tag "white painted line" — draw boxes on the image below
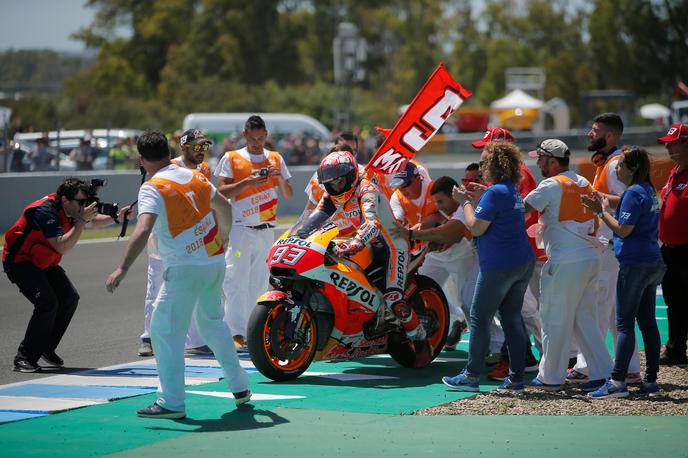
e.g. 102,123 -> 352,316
657,306 -> 667,309
301,372 -> 398,381
0,396 -> 104,412
656,317 -> 667,320
186,391 -> 305,401
433,357 -> 468,363
28,375 -> 213,387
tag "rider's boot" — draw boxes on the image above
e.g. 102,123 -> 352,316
391,299 -> 433,368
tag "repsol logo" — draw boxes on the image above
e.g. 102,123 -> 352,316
396,251 -> 406,288
276,237 -> 312,248
329,272 -> 377,308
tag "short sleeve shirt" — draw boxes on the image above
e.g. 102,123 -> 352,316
614,182 -> 661,265
474,181 -> 534,272
32,201 -> 64,238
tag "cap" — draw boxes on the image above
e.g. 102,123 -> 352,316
390,161 -> 420,189
657,124 -> 688,143
528,139 -> 570,158
471,127 -> 515,149
180,129 -> 212,146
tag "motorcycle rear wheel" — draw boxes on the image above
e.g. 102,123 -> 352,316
247,301 -> 318,381
388,274 -> 449,368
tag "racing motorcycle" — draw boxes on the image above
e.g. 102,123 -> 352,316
246,220 -> 450,381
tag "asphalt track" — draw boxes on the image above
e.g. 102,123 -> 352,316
1,240 -> 686,456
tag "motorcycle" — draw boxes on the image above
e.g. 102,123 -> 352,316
246,220 -> 450,381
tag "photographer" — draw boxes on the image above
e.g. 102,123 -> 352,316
2,177 -> 130,373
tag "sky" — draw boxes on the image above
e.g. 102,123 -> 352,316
0,0 -> 97,52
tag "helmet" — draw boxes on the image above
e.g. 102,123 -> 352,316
317,150 -> 359,205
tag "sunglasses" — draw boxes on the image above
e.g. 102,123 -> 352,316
70,197 -> 87,206
190,143 -> 210,152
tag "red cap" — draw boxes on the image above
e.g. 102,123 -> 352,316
471,127 -> 515,149
657,124 -> 688,143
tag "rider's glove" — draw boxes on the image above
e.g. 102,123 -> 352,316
333,238 -> 365,256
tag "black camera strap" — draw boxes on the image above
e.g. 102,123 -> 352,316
118,166 -> 147,239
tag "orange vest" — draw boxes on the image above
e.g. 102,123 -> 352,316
226,150 -> 283,225
148,171 -> 224,258
394,180 -> 438,227
592,152 -> 621,194
550,175 -> 596,223
171,157 -> 212,180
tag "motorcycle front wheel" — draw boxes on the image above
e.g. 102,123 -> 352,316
247,301 -> 318,381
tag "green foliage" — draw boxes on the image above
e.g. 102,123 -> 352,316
2,0 -> 686,134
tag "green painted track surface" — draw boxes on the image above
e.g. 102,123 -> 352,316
1,297 -> 685,457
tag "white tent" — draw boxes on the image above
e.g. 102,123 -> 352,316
490,89 -> 544,109
639,103 -> 671,120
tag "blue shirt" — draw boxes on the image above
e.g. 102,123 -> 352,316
474,181 -> 534,272
614,182 -> 661,265
32,201 -> 65,239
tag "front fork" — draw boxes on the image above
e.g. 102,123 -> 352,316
256,290 -> 306,343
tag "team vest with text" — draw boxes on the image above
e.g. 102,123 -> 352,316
226,150 -> 282,226
543,175 -> 597,244
148,170 -> 224,263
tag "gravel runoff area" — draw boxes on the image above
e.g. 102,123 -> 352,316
418,354 -> 688,416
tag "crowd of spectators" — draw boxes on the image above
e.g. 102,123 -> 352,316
438,115 -> 687,399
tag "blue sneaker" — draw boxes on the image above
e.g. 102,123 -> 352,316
581,378 -> 606,392
588,379 -> 628,399
638,382 -> 661,397
496,377 -> 524,394
526,378 -> 562,392
442,370 -> 479,392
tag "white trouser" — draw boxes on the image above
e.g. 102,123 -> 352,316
419,247 -> 475,324
462,258 -> 504,353
574,246 -> 640,374
142,256 -> 205,348
537,257 -> 613,385
222,225 -> 273,337
151,262 -> 249,412
522,261 -> 544,353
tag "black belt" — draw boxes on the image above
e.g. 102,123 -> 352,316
247,223 -> 274,230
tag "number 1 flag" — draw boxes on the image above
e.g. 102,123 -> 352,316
366,63 -> 471,174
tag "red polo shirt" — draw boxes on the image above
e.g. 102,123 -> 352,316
659,165 -> 688,246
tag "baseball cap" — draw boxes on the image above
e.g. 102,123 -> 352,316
390,161 -> 420,189
528,139 -> 571,158
471,127 -> 515,149
180,129 -> 212,146
657,124 -> 688,143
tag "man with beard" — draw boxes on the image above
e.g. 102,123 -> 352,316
137,129 -> 214,357
567,113 -> 642,385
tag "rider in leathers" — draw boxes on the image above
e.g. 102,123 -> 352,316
297,146 -> 433,366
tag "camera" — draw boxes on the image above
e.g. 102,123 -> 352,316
259,168 -> 270,177
86,178 -> 120,221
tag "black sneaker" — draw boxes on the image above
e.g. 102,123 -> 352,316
40,351 -> 64,368
137,402 -> 186,419
185,345 -> 214,356
445,320 -> 466,347
138,339 -> 154,357
233,390 -> 252,406
659,350 -> 688,367
14,358 -> 41,373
